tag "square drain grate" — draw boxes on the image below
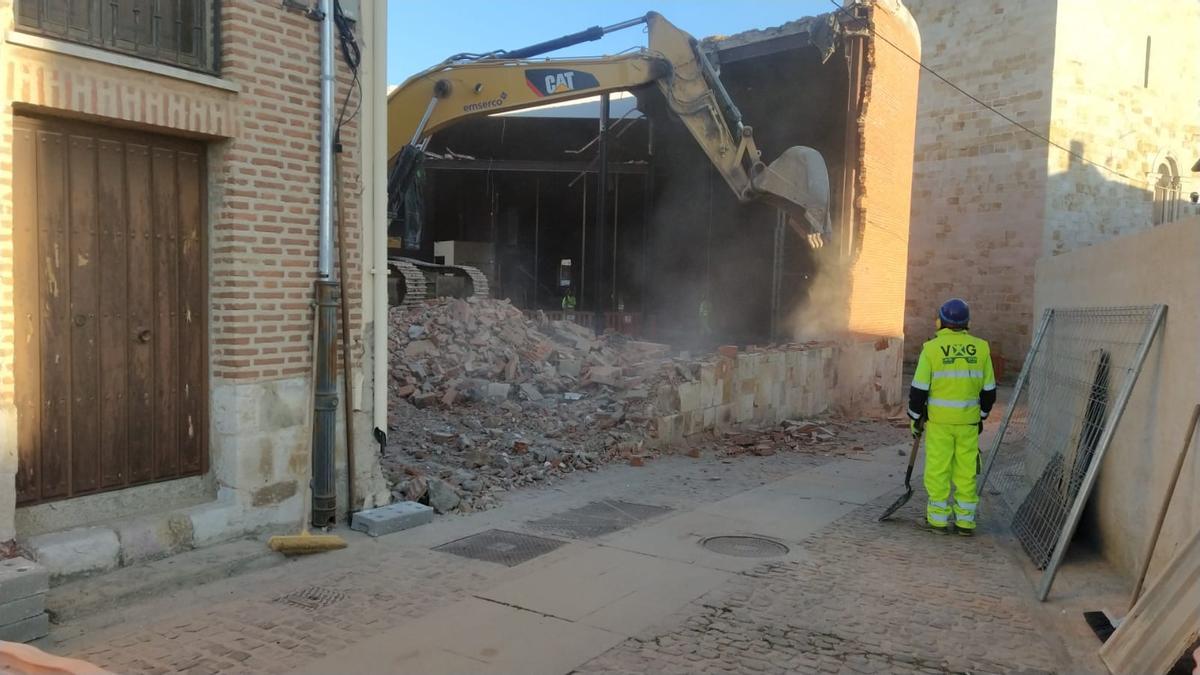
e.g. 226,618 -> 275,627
433,529 -> 565,567
527,500 -> 672,539
274,585 -> 347,610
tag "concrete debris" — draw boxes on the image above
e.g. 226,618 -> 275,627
384,297 -> 692,514
382,297 -> 891,515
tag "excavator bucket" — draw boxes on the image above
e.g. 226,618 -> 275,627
752,145 -> 832,248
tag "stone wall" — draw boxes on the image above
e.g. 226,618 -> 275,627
1043,0 -> 1200,255
0,0 -> 388,558
903,0 -> 1057,368
904,0 -> 1200,369
652,337 -> 904,446
1033,217 -> 1200,584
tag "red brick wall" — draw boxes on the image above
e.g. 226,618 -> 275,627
0,0 -> 367,397
844,0 -> 921,339
211,1 -> 363,382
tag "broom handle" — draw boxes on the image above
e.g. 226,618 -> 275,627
298,304 -> 321,535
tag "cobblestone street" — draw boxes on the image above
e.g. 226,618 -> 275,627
45,424 -> 1106,674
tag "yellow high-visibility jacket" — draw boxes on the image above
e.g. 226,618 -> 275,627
908,328 -> 997,425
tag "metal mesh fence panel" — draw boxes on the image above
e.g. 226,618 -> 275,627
980,305 -> 1165,600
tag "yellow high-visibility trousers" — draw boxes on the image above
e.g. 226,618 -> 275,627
923,422 -> 980,530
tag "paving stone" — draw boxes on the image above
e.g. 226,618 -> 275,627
350,502 -> 434,537
26,527 -> 120,580
0,612 -> 49,643
0,558 -> 48,604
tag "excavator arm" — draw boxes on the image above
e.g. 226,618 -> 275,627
387,12 -> 831,246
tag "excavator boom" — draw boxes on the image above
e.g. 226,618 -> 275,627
387,11 -> 831,252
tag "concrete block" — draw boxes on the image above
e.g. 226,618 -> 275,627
556,358 -> 582,379
351,501 -> 433,537
654,414 -> 681,445
485,382 -> 512,400
0,559 -> 48,604
0,612 -> 49,643
187,501 -> 237,548
702,407 -> 717,431
114,514 -> 194,565
716,404 -> 736,429
0,593 -> 44,625
26,527 -> 119,580
677,382 -> 702,412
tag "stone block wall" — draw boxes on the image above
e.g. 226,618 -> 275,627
903,0 -> 1057,368
904,0 -> 1200,369
652,338 -> 904,446
1043,0 -> 1200,255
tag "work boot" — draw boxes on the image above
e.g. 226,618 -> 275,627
917,520 -> 950,535
955,524 -> 975,537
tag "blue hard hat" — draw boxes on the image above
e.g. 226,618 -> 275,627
938,298 -> 970,328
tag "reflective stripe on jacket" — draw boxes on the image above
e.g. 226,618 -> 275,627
909,328 -> 996,425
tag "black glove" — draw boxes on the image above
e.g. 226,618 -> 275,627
911,418 -> 925,438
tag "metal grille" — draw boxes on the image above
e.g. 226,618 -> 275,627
275,586 -> 347,611
526,500 -> 671,539
433,529 -> 565,567
980,305 -> 1165,600
15,0 -> 216,74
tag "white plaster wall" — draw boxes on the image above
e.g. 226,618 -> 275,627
1033,217 -> 1200,583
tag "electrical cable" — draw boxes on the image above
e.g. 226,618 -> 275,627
827,0 -> 1143,184
333,0 -> 362,140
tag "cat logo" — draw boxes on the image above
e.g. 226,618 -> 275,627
524,68 -> 601,97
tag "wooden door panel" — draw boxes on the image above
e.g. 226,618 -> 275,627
36,129 -> 71,501
13,116 -> 208,505
97,139 -> 130,489
177,151 -> 206,474
68,135 -> 100,495
124,143 -> 157,486
13,127 -> 41,504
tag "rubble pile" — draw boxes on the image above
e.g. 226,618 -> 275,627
384,297 -> 687,513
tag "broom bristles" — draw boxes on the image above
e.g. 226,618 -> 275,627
268,534 -> 347,554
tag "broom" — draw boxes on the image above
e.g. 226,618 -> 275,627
269,305 -> 348,554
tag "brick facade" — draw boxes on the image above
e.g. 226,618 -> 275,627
0,0 -> 387,544
904,0 -> 1200,367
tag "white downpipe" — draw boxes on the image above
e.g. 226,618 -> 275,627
371,1 -> 389,443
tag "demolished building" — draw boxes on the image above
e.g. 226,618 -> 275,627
396,0 -> 922,417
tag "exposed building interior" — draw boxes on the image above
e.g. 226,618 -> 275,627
391,12 -> 858,348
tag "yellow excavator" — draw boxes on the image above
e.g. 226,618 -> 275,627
386,11 -> 832,306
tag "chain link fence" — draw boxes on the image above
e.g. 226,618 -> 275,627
980,305 -> 1165,600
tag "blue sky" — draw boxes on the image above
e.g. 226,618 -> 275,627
387,0 -> 833,86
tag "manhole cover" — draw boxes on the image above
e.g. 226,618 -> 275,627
275,585 -> 347,610
701,536 -> 789,558
433,529 -> 565,567
527,500 -> 672,539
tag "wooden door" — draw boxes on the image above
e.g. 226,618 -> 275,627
13,115 -> 208,505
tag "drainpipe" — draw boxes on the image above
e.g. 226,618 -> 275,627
311,0 -> 338,527
371,2 -> 390,464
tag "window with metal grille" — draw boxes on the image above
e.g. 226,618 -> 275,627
15,0 -> 217,74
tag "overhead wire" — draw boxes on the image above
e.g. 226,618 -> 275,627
826,0 -> 1143,184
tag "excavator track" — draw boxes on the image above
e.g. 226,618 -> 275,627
387,257 -> 490,308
